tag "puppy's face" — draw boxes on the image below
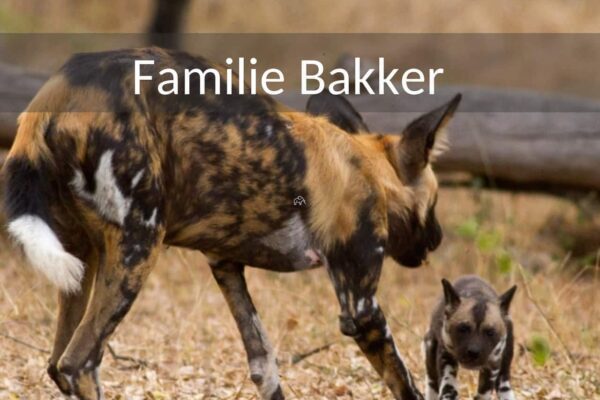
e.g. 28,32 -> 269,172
441,279 -> 516,369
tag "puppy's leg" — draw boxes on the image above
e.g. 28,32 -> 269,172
436,352 -> 458,400
56,227 -> 163,400
475,367 -> 497,400
327,248 -> 423,399
422,334 -> 438,400
47,249 -> 98,396
496,324 -> 516,400
496,379 -> 516,400
211,261 -> 284,400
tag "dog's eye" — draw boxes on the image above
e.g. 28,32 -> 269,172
456,323 -> 471,334
483,328 -> 496,338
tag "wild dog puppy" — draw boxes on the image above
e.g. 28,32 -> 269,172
424,276 -> 517,400
3,47 -> 460,400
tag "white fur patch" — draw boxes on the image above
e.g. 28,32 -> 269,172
425,384 -> 438,400
8,215 -> 84,293
498,380 -> 515,400
490,368 -> 500,382
489,336 -> 507,362
249,314 -> 280,399
338,292 -> 347,306
71,150 -> 132,225
499,391 -> 516,400
475,390 -> 493,400
439,364 -> 458,398
356,298 -> 366,314
371,296 -> 378,310
265,124 -> 273,137
142,208 -> 158,228
385,324 -> 392,339
131,169 -> 145,189
93,367 -> 104,400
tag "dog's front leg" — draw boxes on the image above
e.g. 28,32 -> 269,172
436,352 -> 458,400
495,322 -> 516,400
326,241 -> 424,400
210,261 -> 284,400
475,367 -> 497,400
486,356 -> 515,400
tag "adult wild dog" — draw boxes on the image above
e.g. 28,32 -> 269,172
3,48 -> 460,400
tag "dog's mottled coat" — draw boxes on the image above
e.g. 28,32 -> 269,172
3,47 -> 460,400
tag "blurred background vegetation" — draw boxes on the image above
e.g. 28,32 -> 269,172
2,0 -> 600,33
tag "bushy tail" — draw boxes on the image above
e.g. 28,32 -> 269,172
3,113 -> 84,293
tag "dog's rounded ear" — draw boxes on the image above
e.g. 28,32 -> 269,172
499,285 -> 517,314
401,93 -> 461,178
306,92 -> 369,134
441,278 -> 461,315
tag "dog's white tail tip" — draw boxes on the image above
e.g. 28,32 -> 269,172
7,215 -> 84,293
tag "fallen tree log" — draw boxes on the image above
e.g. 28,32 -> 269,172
1,62 -> 599,191
374,108 -> 600,191
0,63 -> 46,147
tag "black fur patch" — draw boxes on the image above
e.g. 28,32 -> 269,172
472,300 -> 488,326
305,92 -> 369,133
61,49 -> 139,111
326,197 -> 385,288
3,157 -> 54,223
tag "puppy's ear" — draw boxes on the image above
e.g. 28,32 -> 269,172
306,92 -> 369,133
442,279 -> 461,315
499,285 -> 517,314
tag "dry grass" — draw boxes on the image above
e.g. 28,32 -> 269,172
1,187 -> 598,399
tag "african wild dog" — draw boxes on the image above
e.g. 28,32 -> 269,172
424,276 -> 517,400
3,47 -> 460,400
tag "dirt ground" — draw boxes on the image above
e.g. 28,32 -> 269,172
0,186 -> 598,399
0,1 -> 599,399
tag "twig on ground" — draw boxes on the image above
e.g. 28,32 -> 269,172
291,342 -> 335,365
106,343 -> 149,369
0,332 -> 50,354
1,331 -> 150,369
516,263 -> 575,364
287,384 -> 301,398
232,376 -> 247,400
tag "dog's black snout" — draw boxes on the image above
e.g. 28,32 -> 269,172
466,348 -> 480,360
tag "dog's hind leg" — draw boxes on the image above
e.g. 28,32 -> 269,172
47,247 -> 99,396
210,261 -> 284,400
55,226 -> 163,400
